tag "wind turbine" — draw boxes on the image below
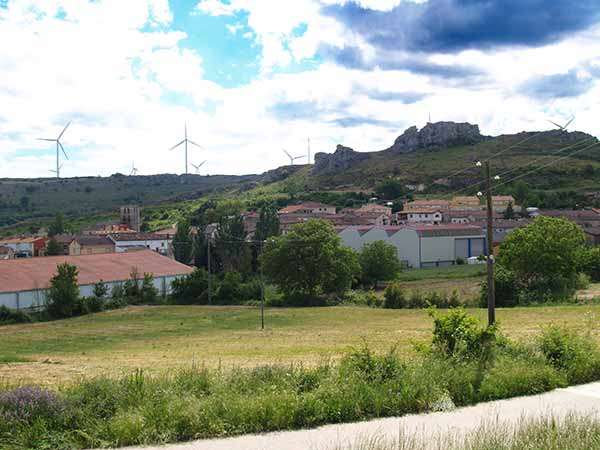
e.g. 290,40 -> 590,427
38,121 -> 70,179
307,137 -> 311,164
548,116 -> 575,131
191,160 -> 207,174
283,148 -> 304,165
130,161 -> 139,176
169,123 -> 203,174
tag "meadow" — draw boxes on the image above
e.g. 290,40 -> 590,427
1,303 -> 599,385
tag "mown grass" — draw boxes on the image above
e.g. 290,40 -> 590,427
336,415 -> 600,450
397,265 -> 486,282
2,305 -> 600,385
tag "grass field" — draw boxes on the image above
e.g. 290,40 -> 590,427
1,304 -> 599,385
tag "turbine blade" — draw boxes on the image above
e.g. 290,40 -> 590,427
59,142 -> 69,160
169,140 -> 185,151
283,149 -> 292,158
58,121 -> 71,140
548,120 -> 563,130
188,139 -> 204,149
564,117 -> 575,129
199,160 -> 207,167
38,138 -> 56,141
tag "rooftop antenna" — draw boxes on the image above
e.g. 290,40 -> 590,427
169,122 -> 204,174
38,121 -> 70,179
283,148 -> 304,165
191,160 -> 207,174
548,116 -> 575,131
130,161 -> 138,176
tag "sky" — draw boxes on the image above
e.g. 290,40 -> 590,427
1,0 -> 600,178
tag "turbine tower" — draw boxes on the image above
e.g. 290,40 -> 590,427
191,160 -> 207,174
283,148 -> 304,165
169,123 -> 203,174
307,137 -> 311,164
130,161 -> 139,176
38,121 -> 70,179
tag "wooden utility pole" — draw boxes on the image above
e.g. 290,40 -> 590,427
259,240 -> 265,330
485,161 -> 496,326
207,233 -> 212,305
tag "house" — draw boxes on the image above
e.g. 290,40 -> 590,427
470,219 -> 531,244
0,251 -> 193,310
278,202 -> 336,215
404,199 -> 450,212
52,234 -> 76,255
0,246 -> 14,260
492,195 -> 516,212
338,224 -> 486,269
584,228 -> 600,246
355,203 -> 393,216
450,196 -> 481,211
83,223 -> 136,235
70,236 -> 115,255
396,209 -> 443,224
446,209 -> 502,224
0,236 -> 47,258
538,209 -> 600,228
108,233 -> 172,256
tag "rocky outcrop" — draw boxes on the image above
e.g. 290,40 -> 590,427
311,121 -> 484,175
386,122 -> 484,153
313,144 -> 370,175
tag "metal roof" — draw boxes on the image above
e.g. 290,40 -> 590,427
0,251 -> 192,294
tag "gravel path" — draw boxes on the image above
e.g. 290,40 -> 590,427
120,382 -> 600,450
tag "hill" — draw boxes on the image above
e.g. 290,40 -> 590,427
1,121 -> 599,234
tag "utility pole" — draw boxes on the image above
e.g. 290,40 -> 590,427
207,231 -> 212,305
259,240 -> 265,330
485,161 -> 496,326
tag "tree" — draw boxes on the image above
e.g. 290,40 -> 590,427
261,219 -> 360,301
48,213 -> 65,237
20,196 -> 30,211
503,201 -> 515,220
498,217 -> 586,295
46,263 -> 80,318
255,203 -> 280,242
173,219 -> 193,264
192,230 -> 207,268
45,238 -> 62,256
512,181 -> 529,206
140,273 -> 159,303
215,214 -> 250,273
374,179 -> 405,200
92,280 -> 109,300
170,268 -> 209,304
358,240 -> 402,287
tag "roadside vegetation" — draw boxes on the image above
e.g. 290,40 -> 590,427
2,309 -> 600,449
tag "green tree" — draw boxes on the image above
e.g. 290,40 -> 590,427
173,219 -> 193,264
45,238 -> 62,256
255,203 -> 280,242
512,181 -> 529,206
503,201 -> 515,219
192,230 -> 207,268
215,214 -> 250,273
48,213 -> 65,237
170,268 -> 209,304
92,280 -> 109,300
20,196 -> 30,210
359,240 -> 402,287
261,219 -> 360,301
498,217 -> 586,295
374,178 -> 405,200
46,263 -> 80,318
140,273 -> 159,303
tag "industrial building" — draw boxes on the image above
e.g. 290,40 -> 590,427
338,224 -> 486,269
0,250 -> 193,310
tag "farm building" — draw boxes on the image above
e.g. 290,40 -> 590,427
338,224 -> 486,268
0,251 -> 193,310
108,233 -> 172,256
0,236 -> 47,258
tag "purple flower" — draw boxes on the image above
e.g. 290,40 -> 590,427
0,386 -> 65,423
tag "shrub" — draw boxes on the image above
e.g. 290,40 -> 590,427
383,283 -> 406,309
0,305 -> 32,325
430,308 -> 497,359
170,268 -> 209,305
408,290 -> 426,308
365,290 -> 382,308
0,387 -> 65,424
140,273 -> 159,304
455,257 -> 465,265
359,241 -> 402,287
578,246 -> 600,282
480,265 -> 520,307
93,281 -> 109,301
216,271 -> 243,304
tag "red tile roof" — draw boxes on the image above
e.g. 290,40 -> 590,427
0,251 -> 193,294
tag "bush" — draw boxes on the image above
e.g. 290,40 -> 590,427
408,290 -> 426,308
480,265 -> 521,307
0,386 -> 65,424
140,273 -> 159,304
578,246 -> 600,282
170,268 -> 209,305
430,308 -> 497,359
383,283 -> 406,309
0,305 -> 32,325
455,257 -> 465,265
